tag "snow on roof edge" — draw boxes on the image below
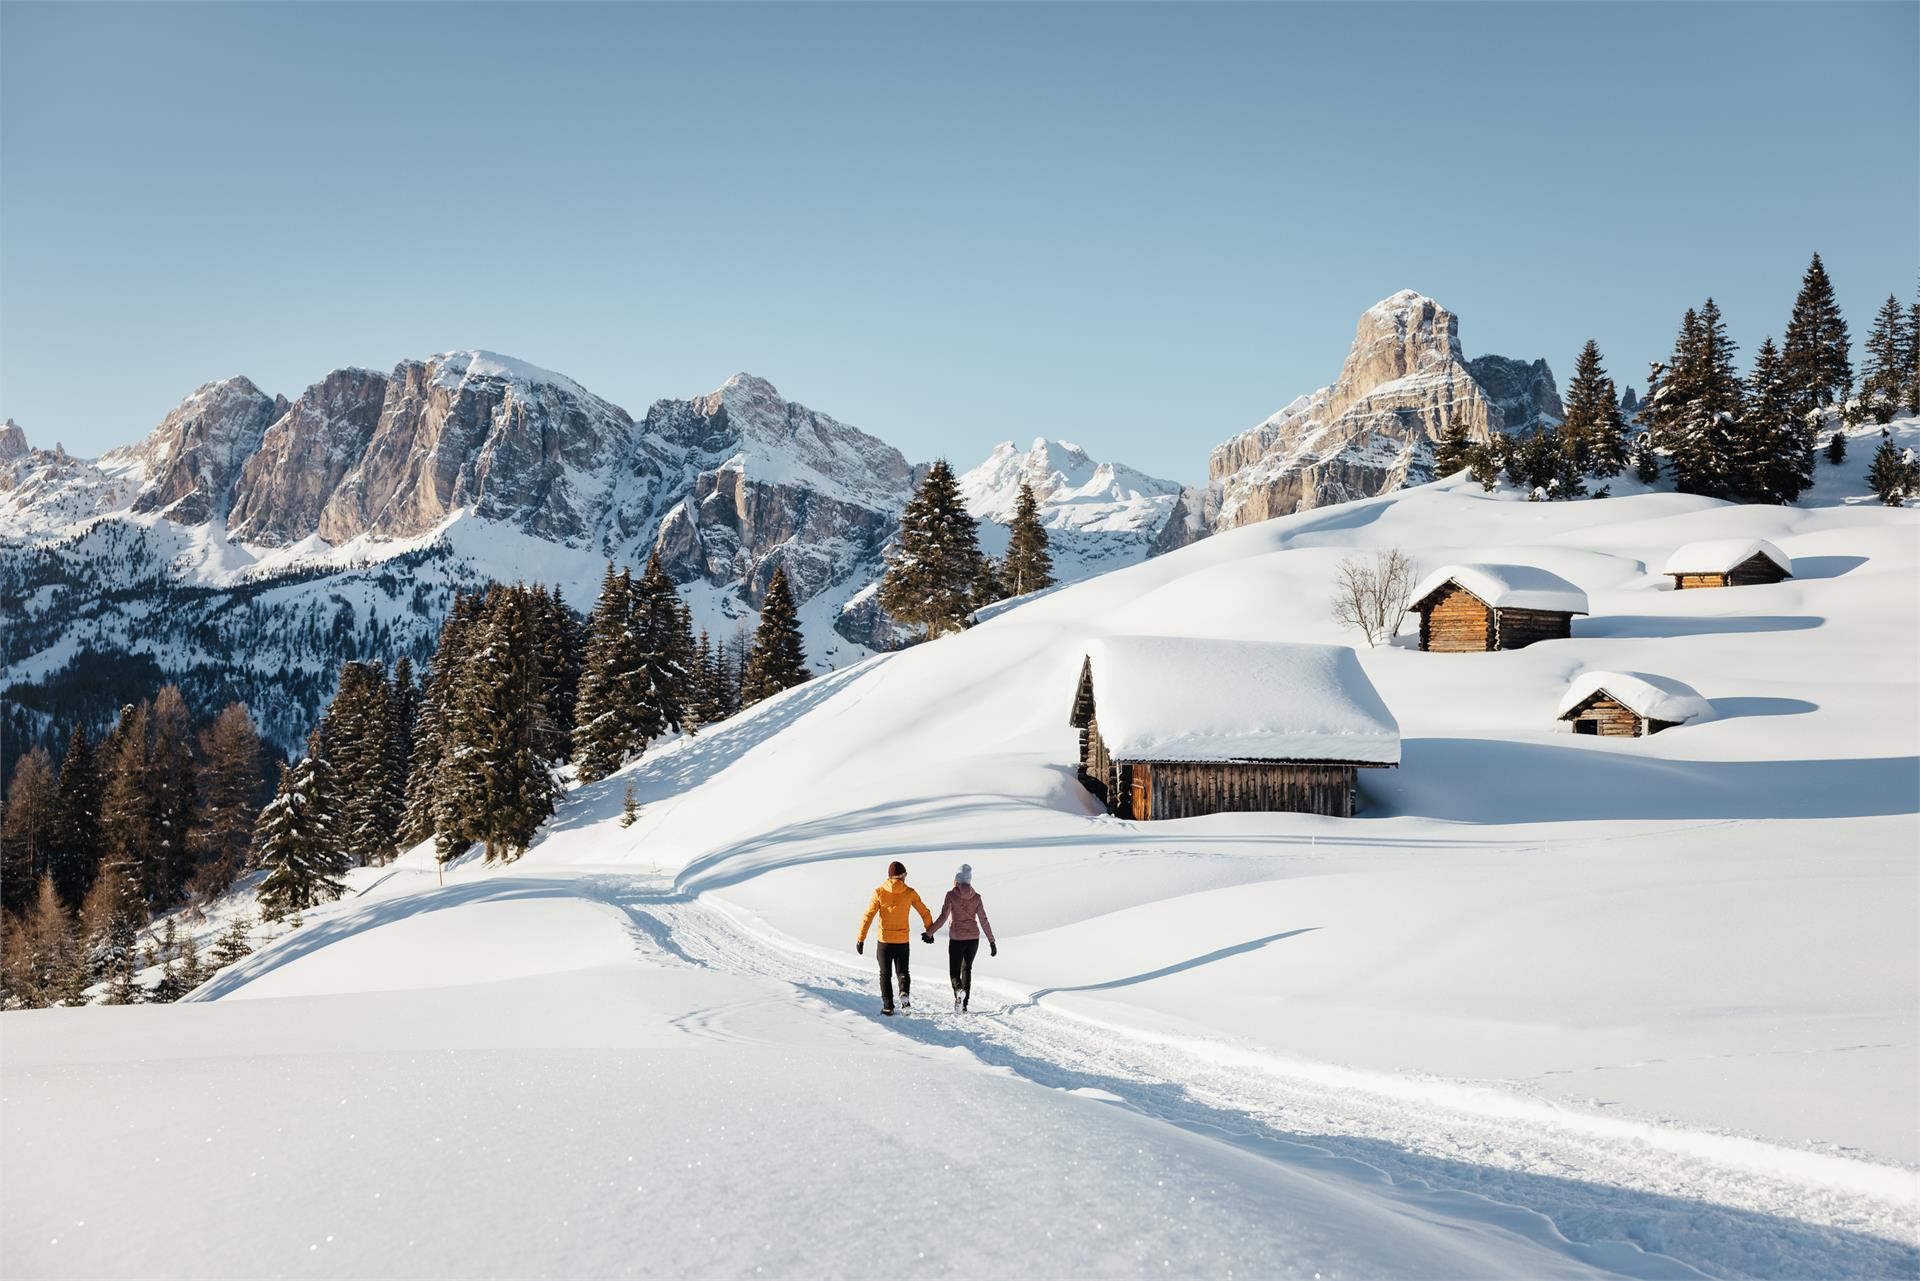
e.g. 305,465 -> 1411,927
1662,538 -> 1792,576
1556,670 -> 1713,724
1411,563 -> 1590,614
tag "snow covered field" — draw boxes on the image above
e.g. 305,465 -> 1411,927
5,422 -> 1918,1279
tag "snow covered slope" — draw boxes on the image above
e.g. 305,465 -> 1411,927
5,421 -> 1916,1280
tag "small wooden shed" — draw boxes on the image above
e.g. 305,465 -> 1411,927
1557,670 -> 1711,737
1069,637 -> 1400,820
1663,539 -> 1792,589
1410,564 -> 1590,652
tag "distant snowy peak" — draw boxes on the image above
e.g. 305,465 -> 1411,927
958,438 -> 1183,533
0,419 -> 27,463
429,349 -> 593,401
113,376 -> 287,525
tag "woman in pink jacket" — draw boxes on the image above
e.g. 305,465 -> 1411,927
921,863 -> 997,1012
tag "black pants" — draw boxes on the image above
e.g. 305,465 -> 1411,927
948,938 -> 980,1005
877,941 -> 911,1010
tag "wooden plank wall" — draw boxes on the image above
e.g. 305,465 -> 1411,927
1728,554 -> 1790,586
1421,586 -> 1493,652
1081,718 -> 1117,811
1493,607 -> 1575,649
1147,762 -> 1357,819
1564,693 -> 1643,737
1673,572 -> 1730,590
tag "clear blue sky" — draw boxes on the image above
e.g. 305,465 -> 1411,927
3,2 -> 1914,482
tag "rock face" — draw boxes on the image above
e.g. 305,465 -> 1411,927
1164,291 -> 1562,542
228,368 -> 391,544
0,420 -> 26,463
120,377 -> 286,524
642,373 -> 914,609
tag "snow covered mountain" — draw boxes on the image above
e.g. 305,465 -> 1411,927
957,438 -> 1184,581
0,359 -> 918,752
1153,290 -> 1564,552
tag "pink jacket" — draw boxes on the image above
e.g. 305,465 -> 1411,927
930,886 -> 996,945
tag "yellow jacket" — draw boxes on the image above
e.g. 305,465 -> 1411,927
858,877 -> 933,945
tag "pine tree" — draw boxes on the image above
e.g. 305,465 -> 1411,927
1630,430 -> 1661,484
1433,418 -> 1475,477
573,567 -> 656,783
1001,482 -> 1054,598
1826,430 -> 1847,465
621,782 -> 639,829
879,459 -> 983,640
319,663 -> 396,866
1868,435 -> 1915,506
254,746 -> 345,923
1781,252 -> 1853,415
78,855 -> 142,1000
98,701 -> 157,909
685,632 -> 716,733
1561,340 -> 1629,480
2,748 -> 59,916
1861,294 -> 1907,423
189,702 -> 263,898
1739,336 -> 1810,504
634,555 -> 690,735
741,565 -> 812,706
383,657 -> 419,849
1,875 -> 85,1007
968,556 -> 1003,611
442,587 -> 556,862
400,593 -> 483,845
533,586 -> 582,761
209,915 -> 253,970
1907,299 -> 1920,415
145,687 -> 198,907
1649,302 -> 1743,497
51,724 -> 102,910
1467,439 -> 1503,492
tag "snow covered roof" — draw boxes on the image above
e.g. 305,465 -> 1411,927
1411,563 -> 1589,614
1556,671 -> 1713,725
1076,637 -> 1400,765
1662,538 -> 1791,577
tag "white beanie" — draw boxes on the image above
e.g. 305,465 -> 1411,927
955,863 -> 973,884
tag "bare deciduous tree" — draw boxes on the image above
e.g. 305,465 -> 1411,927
1330,548 -> 1416,647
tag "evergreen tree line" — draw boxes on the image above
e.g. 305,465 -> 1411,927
880,469 -> 1054,641
1435,254 -> 1919,508
1,690 -> 271,1007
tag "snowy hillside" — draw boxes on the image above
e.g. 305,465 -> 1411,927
7,418 -> 1915,1279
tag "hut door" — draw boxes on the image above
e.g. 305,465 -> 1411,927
1574,719 -> 1598,735
1130,766 -> 1152,820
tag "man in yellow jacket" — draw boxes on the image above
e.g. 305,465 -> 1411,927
856,860 -> 934,1016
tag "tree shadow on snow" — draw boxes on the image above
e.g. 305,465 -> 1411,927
1709,696 -> 1818,719
793,977 -> 1915,1281
1791,555 -> 1868,580
1007,927 -> 1320,1009
1379,740 -> 1918,823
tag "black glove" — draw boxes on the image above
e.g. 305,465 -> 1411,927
990,942 -> 998,957
855,940 -> 864,955
920,932 -> 935,944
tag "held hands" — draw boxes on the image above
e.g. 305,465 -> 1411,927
921,932 -> 935,944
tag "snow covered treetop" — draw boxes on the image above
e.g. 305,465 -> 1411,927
1662,538 -> 1792,577
1556,671 -> 1713,725
1411,563 -> 1590,614
1079,637 -> 1400,765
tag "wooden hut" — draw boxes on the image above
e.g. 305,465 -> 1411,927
1557,670 -> 1711,737
1409,564 -> 1590,652
1663,539 -> 1792,589
1069,637 -> 1399,820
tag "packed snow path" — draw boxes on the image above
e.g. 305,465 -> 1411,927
188,869 -> 1919,1280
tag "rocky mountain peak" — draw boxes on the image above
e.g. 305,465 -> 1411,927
120,376 -> 286,524
0,419 -> 27,463
958,438 -> 1182,528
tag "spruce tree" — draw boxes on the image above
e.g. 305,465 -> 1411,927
145,687 -> 198,907
254,747 -> 345,923
1650,302 -> 1743,498
319,663 -> 395,866
573,566 -> 656,783
879,459 -> 983,639
968,556 -> 1003,611
190,703 -> 263,897
1562,340 -> 1629,479
1001,482 -> 1055,598
2,748 -> 59,916
1433,418 -> 1475,478
51,724 -> 102,910
442,587 -> 556,861
99,701 -> 157,909
1630,431 -> 1661,484
1907,299 -> 1920,415
1861,293 -> 1907,423
741,565 -> 812,706
1467,440 -> 1503,492
209,915 -> 253,970
384,657 -> 419,846
1826,430 -> 1847,465
400,593 -> 483,844
1868,436 -> 1914,506
533,587 -> 582,762
1781,252 -> 1853,415
1740,336 -> 1810,504
634,555 -> 690,734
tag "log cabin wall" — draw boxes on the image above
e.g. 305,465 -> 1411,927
1673,572 -> 1731,590
1564,692 -> 1644,737
1729,554 -> 1790,586
1492,607 -> 1576,649
1420,585 -> 1494,652
1081,717 -> 1117,811
1145,762 -> 1358,819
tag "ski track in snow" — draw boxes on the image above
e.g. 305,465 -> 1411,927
531,871 -> 1919,1281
